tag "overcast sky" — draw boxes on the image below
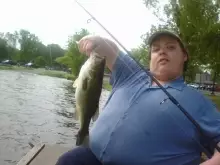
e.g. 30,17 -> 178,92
0,0 -> 160,50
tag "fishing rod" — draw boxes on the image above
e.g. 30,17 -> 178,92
74,0 -> 220,157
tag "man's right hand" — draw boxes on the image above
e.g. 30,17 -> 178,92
78,35 -> 120,71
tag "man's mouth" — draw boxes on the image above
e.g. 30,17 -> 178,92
159,58 -> 169,63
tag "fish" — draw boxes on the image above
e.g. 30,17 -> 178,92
73,51 -> 106,146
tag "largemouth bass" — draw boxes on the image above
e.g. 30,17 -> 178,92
73,51 -> 106,146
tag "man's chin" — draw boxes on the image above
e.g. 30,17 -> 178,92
152,70 -> 171,81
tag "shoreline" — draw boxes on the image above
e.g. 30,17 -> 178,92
0,65 -> 112,91
0,65 -> 75,80
1,66 -> 219,108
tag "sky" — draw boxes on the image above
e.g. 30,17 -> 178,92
0,0 -> 160,50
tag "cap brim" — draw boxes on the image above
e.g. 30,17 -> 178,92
147,30 -> 188,57
147,31 -> 181,46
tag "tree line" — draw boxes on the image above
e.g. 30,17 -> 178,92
140,0 -> 220,85
0,30 -> 66,69
0,28 -> 110,75
1,0 -> 220,85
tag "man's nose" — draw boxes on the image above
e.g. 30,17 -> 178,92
158,47 -> 167,55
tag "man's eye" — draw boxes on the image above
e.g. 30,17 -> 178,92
152,47 -> 159,51
167,45 -> 175,50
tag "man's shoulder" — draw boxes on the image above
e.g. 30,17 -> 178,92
182,86 -> 217,109
109,51 -> 146,88
183,85 -> 206,99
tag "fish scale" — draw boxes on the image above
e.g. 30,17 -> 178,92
73,51 -> 106,146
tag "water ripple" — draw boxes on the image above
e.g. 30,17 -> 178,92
0,70 -> 110,165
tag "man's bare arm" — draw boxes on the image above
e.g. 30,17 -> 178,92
78,35 -> 120,71
200,142 -> 220,165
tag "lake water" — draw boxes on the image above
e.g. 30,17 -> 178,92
0,70 -> 110,165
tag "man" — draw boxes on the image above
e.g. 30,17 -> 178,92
56,30 -> 220,165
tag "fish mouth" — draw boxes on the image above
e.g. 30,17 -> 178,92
96,55 -> 105,59
90,51 -> 106,60
93,54 -> 105,60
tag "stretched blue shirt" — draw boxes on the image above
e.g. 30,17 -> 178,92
89,51 -> 220,165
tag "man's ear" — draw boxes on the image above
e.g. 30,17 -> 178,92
183,53 -> 188,62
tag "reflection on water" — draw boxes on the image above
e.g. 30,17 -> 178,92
0,70 -> 110,165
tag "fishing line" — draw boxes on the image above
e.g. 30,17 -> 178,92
74,0 -> 220,157
87,18 -> 93,23
161,96 -> 214,159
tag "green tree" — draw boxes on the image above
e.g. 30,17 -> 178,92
56,29 -> 90,76
0,29 -> 66,67
0,37 -> 8,61
17,29 -> 40,63
34,56 -> 46,67
130,46 -> 149,67
142,0 -> 220,83
47,44 -> 66,66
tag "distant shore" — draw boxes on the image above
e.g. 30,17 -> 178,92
0,65 -> 75,80
0,65 -> 112,91
2,65 -> 218,108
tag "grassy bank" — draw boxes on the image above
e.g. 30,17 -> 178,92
103,82 -> 112,91
1,65 -> 220,109
0,65 -> 112,89
0,65 -> 75,80
102,82 -> 220,110
38,70 -> 75,80
0,65 -> 33,71
204,94 -> 220,110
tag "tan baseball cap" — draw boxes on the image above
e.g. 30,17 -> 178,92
147,30 -> 188,56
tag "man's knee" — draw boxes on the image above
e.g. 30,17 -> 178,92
56,146 -> 101,165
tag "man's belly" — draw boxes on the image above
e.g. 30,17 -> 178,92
89,106 -> 201,165
89,87 -> 202,165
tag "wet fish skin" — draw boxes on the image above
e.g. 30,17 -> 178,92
73,51 -> 106,146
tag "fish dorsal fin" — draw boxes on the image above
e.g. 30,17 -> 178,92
73,78 -> 79,88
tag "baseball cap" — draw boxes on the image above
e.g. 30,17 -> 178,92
147,30 -> 188,56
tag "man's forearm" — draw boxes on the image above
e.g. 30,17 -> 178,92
200,151 -> 220,165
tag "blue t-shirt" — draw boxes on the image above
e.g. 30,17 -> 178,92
89,52 -> 220,165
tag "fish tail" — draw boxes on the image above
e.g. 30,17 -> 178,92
76,129 -> 89,146
76,116 -> 91,146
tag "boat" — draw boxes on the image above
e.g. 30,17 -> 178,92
17,142 -> 208,164
16,142 -> 71,165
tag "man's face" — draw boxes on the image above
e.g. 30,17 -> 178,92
149,35 -> 187,81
